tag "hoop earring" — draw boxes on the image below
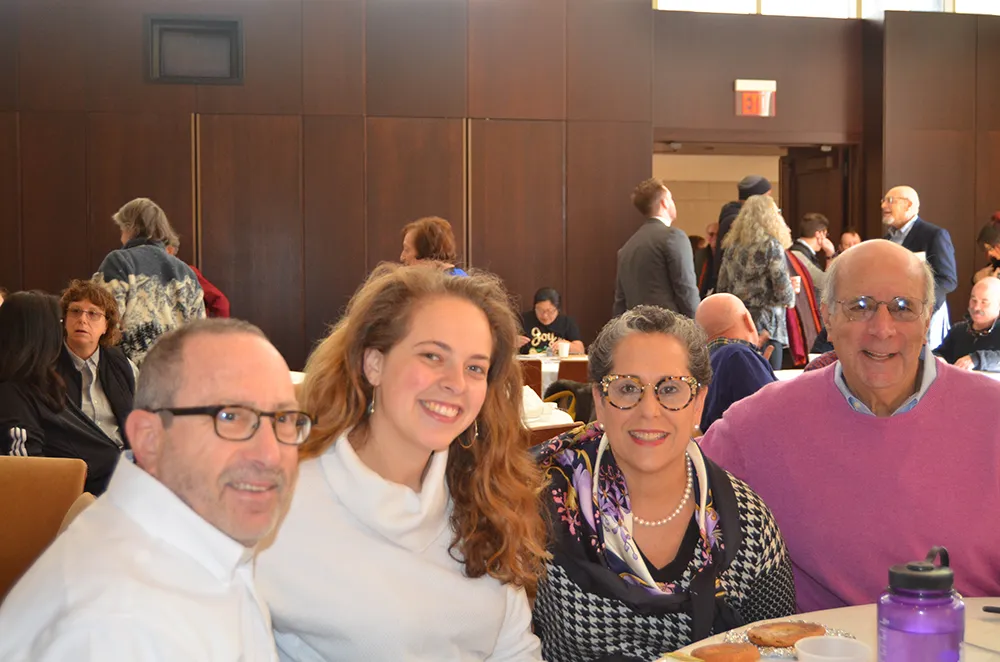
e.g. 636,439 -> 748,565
367,390 -> 376,416
459,420 -> 479,449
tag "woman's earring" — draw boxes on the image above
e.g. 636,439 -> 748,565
367,390 -> 376,416
459,420 -> 479,449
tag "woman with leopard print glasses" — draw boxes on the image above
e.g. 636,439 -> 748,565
532,305 -> 795,661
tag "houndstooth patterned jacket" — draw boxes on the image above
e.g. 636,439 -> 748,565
533,475 -> 796,662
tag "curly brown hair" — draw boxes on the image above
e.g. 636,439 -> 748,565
60,279 -> 122,347
401,216 -> 459,262
300,263 -> 548,593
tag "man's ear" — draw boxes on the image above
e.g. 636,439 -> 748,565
363,348 -> 385,388
820,303 -> 831,330
127,410 -> 165,474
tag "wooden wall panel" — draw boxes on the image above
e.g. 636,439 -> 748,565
469,120 -> 565,313
365,0 -> 467,118
653,12 -> 863,144
468,0 -> 566,120
0,113 -> 19,291
566,121 -> 652,343
17,4 -> 88,111
86,113 -> 195,269
885,12 -> 976,132
20,113 -> 89,294
975,16 -> 1000,273
365,118 -> 465,268
86,2 -> 196,114
303,0 -> 364,116
0,2 -> 16,111
196,3 -> 303,115
199,115 -> 306,369
885,130 -> 976,325
566,0 -> 651,123
303,116 -> 365,351
883,12 -> 977,322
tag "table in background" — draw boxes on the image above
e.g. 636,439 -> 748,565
671,597 -> 1000,661
517,355 -> 589,396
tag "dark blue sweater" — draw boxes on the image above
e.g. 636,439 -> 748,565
701,340 -> 776,432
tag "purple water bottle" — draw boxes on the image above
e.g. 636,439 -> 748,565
877,546 -> 965,662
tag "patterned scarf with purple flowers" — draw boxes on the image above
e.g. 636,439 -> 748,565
537,422 -> 724,595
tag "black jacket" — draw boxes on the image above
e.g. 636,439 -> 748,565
889,217 -> 958,312
613,219 -> 700,318
714,201 -> 744,282
55,345 -> 136,448
933,319 -> 1000,371
0,381 -> 122,495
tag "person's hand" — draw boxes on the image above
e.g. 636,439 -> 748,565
955,355 -> 975,371
762,344 -> 775,362
517,335 -> 530,348
820,237 -> 836,257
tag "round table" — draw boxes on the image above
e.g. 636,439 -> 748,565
671,597 -> 1000,660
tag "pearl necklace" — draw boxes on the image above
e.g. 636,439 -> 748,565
632,454 -> 693,527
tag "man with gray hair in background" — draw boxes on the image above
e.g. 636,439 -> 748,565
700,240 -> 1000,613
881,185 -> 957,349
0,319 -> 307,661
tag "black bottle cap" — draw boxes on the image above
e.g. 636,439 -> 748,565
889,546 -> 954,592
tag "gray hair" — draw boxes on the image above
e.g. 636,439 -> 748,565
822,252 -> 936,322
112,198 -> 178,246
134,319 -> 268,412
588,305 -> 712,387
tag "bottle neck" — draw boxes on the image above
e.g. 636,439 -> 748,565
887,587 -> 956,605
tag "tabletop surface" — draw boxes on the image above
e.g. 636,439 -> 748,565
671,597 -> 1000,660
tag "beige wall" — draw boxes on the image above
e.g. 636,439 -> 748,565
652,154 -> 781,239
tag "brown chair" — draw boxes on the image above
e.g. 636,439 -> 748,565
0,457 -> 86,599
58,492 -> 96,534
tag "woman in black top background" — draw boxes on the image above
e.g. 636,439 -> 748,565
974,213 -> 1000,283
0,292 -> 121,495
519,287 -> 585,355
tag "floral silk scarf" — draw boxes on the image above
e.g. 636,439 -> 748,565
538,422 -> 724,596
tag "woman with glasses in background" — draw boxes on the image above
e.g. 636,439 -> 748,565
532,305 -> 795,661
56,279 -> 138,451
257,263 -> 548,661
0,292 -> 122,495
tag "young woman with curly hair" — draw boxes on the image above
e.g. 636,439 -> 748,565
257,263 -> 548,661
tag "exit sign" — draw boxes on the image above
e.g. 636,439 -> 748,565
735,79 -> 776,117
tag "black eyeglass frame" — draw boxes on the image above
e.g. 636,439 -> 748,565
599,374 -> 701,412
148,405 -> 315,446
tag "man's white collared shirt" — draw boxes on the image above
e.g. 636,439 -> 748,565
0,457 -> 278,662
653,215 -> 673,228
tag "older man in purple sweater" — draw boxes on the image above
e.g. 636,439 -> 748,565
700,240 -> 1000,613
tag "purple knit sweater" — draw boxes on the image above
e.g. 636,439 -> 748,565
699,362 -> 1000,613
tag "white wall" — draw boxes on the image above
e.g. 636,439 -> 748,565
652,154 -> 781,239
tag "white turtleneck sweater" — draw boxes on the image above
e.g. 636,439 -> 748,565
256,435 -> 541,661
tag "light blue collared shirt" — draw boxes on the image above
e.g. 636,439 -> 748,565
886,216 -> 918,244
833,348 -> 937,416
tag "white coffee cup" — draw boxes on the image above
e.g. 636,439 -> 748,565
556,341 -> 570,358
794,636 -> 872,662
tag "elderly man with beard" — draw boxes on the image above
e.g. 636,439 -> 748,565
0,319 -> 307,661
700,240 -> 1000,612
934,276 -> 1000,371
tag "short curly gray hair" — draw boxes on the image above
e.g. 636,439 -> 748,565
588,305 -> 712,388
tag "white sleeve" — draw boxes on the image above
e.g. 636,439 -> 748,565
27,618 -> 200,662
486,585 -> 542,662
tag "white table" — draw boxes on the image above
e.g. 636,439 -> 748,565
671,597 -> 1000,660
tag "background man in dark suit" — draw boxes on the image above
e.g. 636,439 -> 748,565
882,185 -> 958,349
612,178 -> 700,318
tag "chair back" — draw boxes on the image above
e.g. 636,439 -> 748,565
0,457 -> 86,599
59,492 -> 97,535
